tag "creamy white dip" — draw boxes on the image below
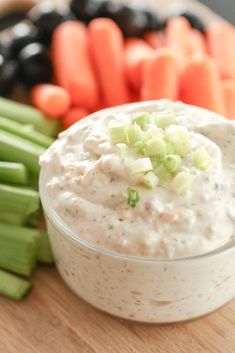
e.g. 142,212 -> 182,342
40,100 -> 235,259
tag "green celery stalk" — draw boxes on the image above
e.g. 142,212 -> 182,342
37,231 -> 54,264
0,97 -> 59,137
0,161 -> 28,185
0,129 -> 46,175
0,183 -> 40,225
0,116 -> 54,148
0,222 -> 40,276
0,269 -> 32,301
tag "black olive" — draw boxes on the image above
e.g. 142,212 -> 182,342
28,2 -> 74,44
18,43 -> 52,88
110,5 -> 153,37
142,9 -> 162,31
9,21 -> 40,56
169,10 -> 205,33
70,0 -> 102,21
0,11 -> 26,31
0,55 -> 18,96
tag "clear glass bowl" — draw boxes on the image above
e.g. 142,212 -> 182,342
40,168 -> 235,323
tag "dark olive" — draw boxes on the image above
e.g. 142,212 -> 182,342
0,55 -> 18,96
18,43 -> 52,88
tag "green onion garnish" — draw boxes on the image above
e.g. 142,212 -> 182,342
144,137 -> 167,157
141,171 -> 159,189
154,163 -> 171,183
109,122 -> 127,145
163,155 -> 182,173
125,187 -> 140,207
154,111 -> 177,129
171,171 -> 193,194
192,147 -> 212,171
132,112 -> 150,128
126,124 -> 143,146
129,157 -> 153,175
166,130 -> 191,157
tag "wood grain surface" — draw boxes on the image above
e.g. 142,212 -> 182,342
1,267 -> 235,353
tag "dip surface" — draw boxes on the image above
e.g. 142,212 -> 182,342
40,100 -> 235,259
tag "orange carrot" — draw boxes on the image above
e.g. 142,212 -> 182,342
207,22 -> 235,79
141,48 -> 180,101
88,18 -> 130,107
63,107 -> 89,129
31,84 -> 71,118
222,80 -> 235,119
124,38 -> 153,90
52,21 -> 99,110
179,56 -> 225,115
144,31 -> 164,49
188,29 -> 207,56
165,16 -> 191,62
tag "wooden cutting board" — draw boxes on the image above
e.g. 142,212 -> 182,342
1,267 -> 235,353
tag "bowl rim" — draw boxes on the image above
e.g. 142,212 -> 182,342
39,100 -> 235,264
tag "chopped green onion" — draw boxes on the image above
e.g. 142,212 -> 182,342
166,130 -> 191,157
116,143 -> 128,158
166,142 -> 174,154
154,164 -> 171,183
144,138 -> 167,157
150,156 -> 162,170
192,147 -> 212,171
141,171 -> 159,189
0,269 -> 32,301
134,138 -> 147,153
109,122 -> 127,145
171,171 -> 193,194
0,162 -> 28,185
145,125 -> 163,139
129,157 -> 153,175
132,112 -> 150,128
154,111 -> 177,129
124,187 -> 140,208
163,155 -> 182,173
126,124 -> 143,146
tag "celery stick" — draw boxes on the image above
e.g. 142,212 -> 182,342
0,129 -> 45,174
0,184 -> 40,225
0,222 -> 40,276
0,97 -> 59,137
0,116 -> 54,148
0,269 -> 32,301
37,231 -> 54,264
0,212 -> 28,226
0,162 -> 28,185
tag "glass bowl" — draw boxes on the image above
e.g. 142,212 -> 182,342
39,102 -> 235,323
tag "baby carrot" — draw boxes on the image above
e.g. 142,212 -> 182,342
165,16 -> 191,62
88,18 -> 130,107
31,84 -> 71,118
124,38 -> 153,90
144,31 -> 164,49
141,48 -> 180,101
188,29 -> 207,56
52,21 -> 99,110
222,80 -> 235,119
63,107 -> 89,129
207,22 -> 235,79
179,55 -> 225,115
